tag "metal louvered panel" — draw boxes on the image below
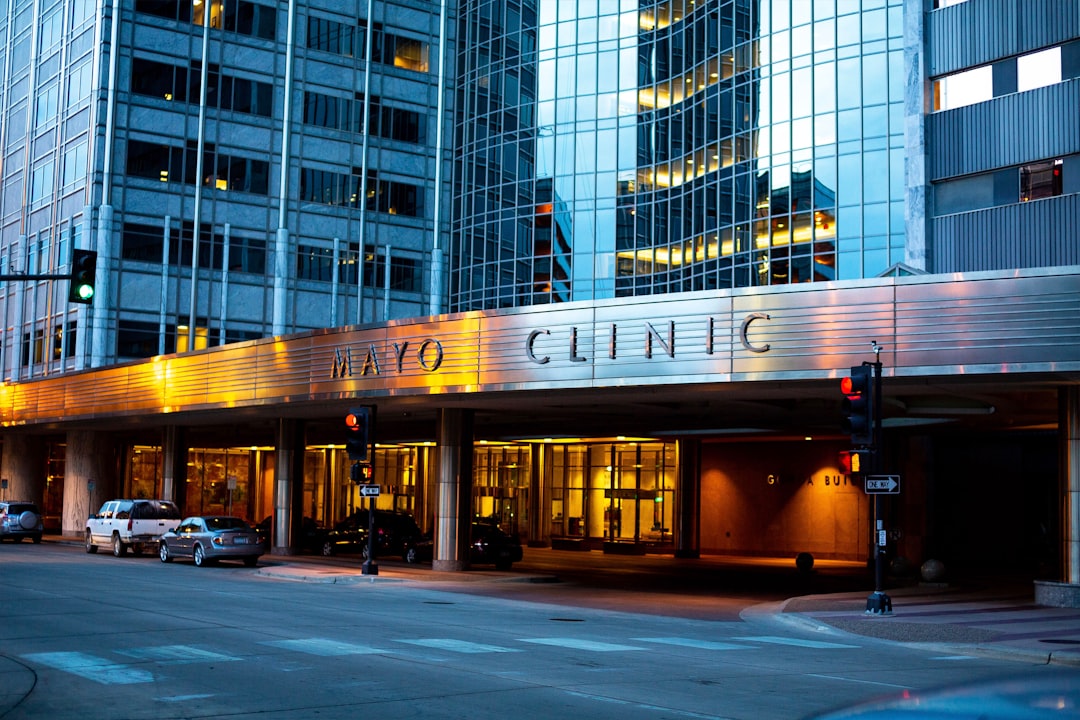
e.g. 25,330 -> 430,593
928,0 -> 1080,77
0,270 -> 1077,427
929,80 -> 1080,180
930,194 -> 1080,273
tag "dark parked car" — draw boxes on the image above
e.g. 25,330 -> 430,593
320,509 -> 425,560
406,520 -> 523,570
159,515 -> 264,567
257,515 -> 324,554
0,501 -> 44,543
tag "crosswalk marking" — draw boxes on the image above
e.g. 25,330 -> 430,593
732,635 -> 859,649
633,637 -> 755,651
21,651 -> 154,685
519,638 -> 644,652
397,639 -> 520,653
118,645 -> 238,664
261,638 -> 384,656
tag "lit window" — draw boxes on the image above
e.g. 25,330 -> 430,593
1017,47 -> 1061,92
1020,159 -> 1063,202
932,65 -> 992,111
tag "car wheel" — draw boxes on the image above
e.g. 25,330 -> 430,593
112,533 -> 127,557
321,540 -> 334,557
404,546 -> 418,564
193,544 -> 206,567
243,556 -> 258,567
32,535 -> 42,544
13,536 -> 23,543
159,542 -> 172,563
85,530 -> 97,553
18,511 -> 40,530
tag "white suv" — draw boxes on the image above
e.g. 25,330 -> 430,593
0,501 -> 44,543
85,499 -> 181,557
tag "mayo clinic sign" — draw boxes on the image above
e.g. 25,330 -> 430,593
0,269 -> 1076,426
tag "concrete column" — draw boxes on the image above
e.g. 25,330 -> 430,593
162,426 -> 188,509
674,438 -> 701,559
433,408 -> 473,571
64,430 -> 117,535
0,433 -> 46,505
1063,387 -> 1080,585
527,442 -> 548,547
273,418 -> 306,555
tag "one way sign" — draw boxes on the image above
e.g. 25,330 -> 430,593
864,475 -> 900,494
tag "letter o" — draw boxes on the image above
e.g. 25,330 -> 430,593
416,338 -> 444,372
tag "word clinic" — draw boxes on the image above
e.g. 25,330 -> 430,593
527,313 -> 771,364
329,313 -> 771,378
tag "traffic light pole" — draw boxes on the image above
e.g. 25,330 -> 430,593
866,343 -> 892,615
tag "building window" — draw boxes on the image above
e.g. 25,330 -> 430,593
1020,159 -> 1063,202
932,65 -> 992,111
1017,47 -> 1062,92
307,16 -> 357,57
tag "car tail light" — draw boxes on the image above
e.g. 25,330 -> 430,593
127,518 -> 133,532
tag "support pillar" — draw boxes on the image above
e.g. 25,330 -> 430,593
674,438 -> 701,559
272,418 -> 306,556
527,442 -> 548,547
433,408 -> 473,571
162,426 -> 188,510
0,433 -> 46,506
1035,387 -> 1080,607
64,431 -> 117,536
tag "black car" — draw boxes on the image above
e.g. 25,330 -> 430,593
406,520 -> 523,570
320,509 -> 425,560
257,515 -> 324,554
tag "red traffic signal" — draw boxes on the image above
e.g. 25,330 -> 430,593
840,365 -> 875,446
838,449 -> 869,475
344,406 -> 371,461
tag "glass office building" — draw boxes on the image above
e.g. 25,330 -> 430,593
450,0 -> 906,311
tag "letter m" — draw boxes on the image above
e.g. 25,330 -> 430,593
331,347 -> 352,378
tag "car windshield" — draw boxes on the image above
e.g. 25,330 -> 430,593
5,504 -> 36,514
206,517 -> 250,531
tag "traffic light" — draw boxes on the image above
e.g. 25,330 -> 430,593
838,449 -> 869,475
344,406 -> 371,461
349,462 -> 373,484
68,249 -> 97,304
840,364 -> 874,446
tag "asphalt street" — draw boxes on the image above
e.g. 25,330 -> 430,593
2,542 -> 1078,719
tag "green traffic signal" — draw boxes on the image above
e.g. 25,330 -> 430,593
68,249 -> 97,304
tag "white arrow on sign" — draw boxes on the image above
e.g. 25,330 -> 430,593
864,475 -> 900,494
359,485 -> 381,497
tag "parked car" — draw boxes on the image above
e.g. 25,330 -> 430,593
159,516 -> 264,567
0,501 -> 44,543
256,515 -> 325,553
405,520 -> 523,570
85,499 -> 182,557
320,509 -> 425,560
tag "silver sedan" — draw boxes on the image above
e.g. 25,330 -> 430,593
159,516 -> 263,567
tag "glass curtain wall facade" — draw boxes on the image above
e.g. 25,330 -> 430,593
451,0 -> 906,311
0,0 -> 442,381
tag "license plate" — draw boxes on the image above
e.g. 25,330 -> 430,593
233,536 -> 250,544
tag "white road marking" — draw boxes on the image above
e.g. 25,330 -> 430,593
732,635 -> 860,649
157,694 -> 216,702
118,645 -> 238,664
261,638 -> 384,656
519,638 -> 644,652
397,639 -> 520,653
633,637 -> 755,651
21,652 -> 153,685
806,673 -> 912,689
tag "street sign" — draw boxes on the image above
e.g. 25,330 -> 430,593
864,475 -> 900,494
359,485 -> 381,497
